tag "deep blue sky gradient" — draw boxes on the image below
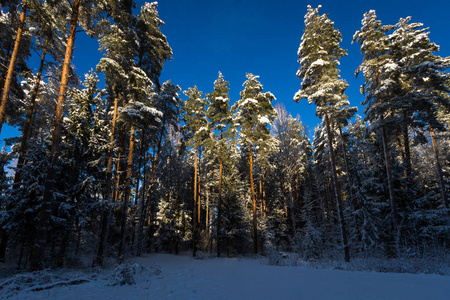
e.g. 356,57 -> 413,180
1,0 -> 449,144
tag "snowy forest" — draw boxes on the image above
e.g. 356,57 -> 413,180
0,0 -> 449,273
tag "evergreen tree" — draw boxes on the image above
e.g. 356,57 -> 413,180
295,5 -> 350,262
206,72 -> 232,257
183,86 -> 208,256
232,73 -> 277,254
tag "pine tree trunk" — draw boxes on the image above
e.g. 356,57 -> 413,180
31,0 -> 80,270
14,44 -> 47,184
49,0 -> 80,161
338,127 -> 354,206
198,162 -> 201,224
0,3 -> 27,133
119,121 -> 136,260
381,126 -> 400,254
131,131 -> 144,248
249,143 -> 258,254
95,93 -> 119,267
430,130 -> 448,209
402,120 -> 412,189
135,151 -> 147,256
217,141 -> 223,257
193,146 -> 198,257
142,116 -> 165,239
113,125 -> 125,203
324,113 -> 350,262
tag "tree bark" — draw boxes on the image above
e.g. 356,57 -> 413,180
49,0 -> 80,161
402,119 -> 412,188
338,127 -> 354,207
217,141 -> 223,257
31,0 -> 81,270
0,3 -> 27,133
381,126 -> 400,255
95,93 -> 119,267
324,112 -> 350,262
14,44 -> 47,184
193,145 -> 198,257
249,142 -> 258,254
131,130 -> 144,247
118,121 -> 136,260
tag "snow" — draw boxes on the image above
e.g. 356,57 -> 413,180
258,116 -> 270,124
239,98 -> 258,107
2,254 -> 449,300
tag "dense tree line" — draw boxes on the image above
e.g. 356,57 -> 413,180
0,2 -> 448,270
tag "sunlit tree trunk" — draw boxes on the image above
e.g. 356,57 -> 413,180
0,3 -> 27,133
31,0 -> 81,270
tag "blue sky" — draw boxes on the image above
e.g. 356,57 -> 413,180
2,0 -> 449,144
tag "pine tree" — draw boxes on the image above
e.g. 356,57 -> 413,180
33,0 -> 107,270
206,72 -> 232,257
232,73 -> 277,254
183,86 -> 208,256
295,5 -> 350,262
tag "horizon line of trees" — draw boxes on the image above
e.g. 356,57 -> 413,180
0,1 -> 448,270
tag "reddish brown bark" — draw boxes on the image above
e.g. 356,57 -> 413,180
31,0 -> 81,270
0,3 -> 27,133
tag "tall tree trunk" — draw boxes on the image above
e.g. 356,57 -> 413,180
249,142 -> 258,254
430,130 -> 448,209
198,161 -> 201,224
118,121 -> 136,260
324,113 -> 350,262
49,0 -> 80,161
217,141 -> 223,257
338,127 -> 354,205
31,0 -> 80,270
0,3 -> 27,133
135,150 -> 147,256
113,125 -> 125,203
402,119 -> 412,189
143,116 -> 165,232
14,44 -> 47,184
381,126 -> 400,254
131,130 -> 144,247
95,93 -> 119,267
193,146 -> 198,257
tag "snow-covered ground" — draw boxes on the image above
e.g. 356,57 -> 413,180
1,253 -> 449,299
